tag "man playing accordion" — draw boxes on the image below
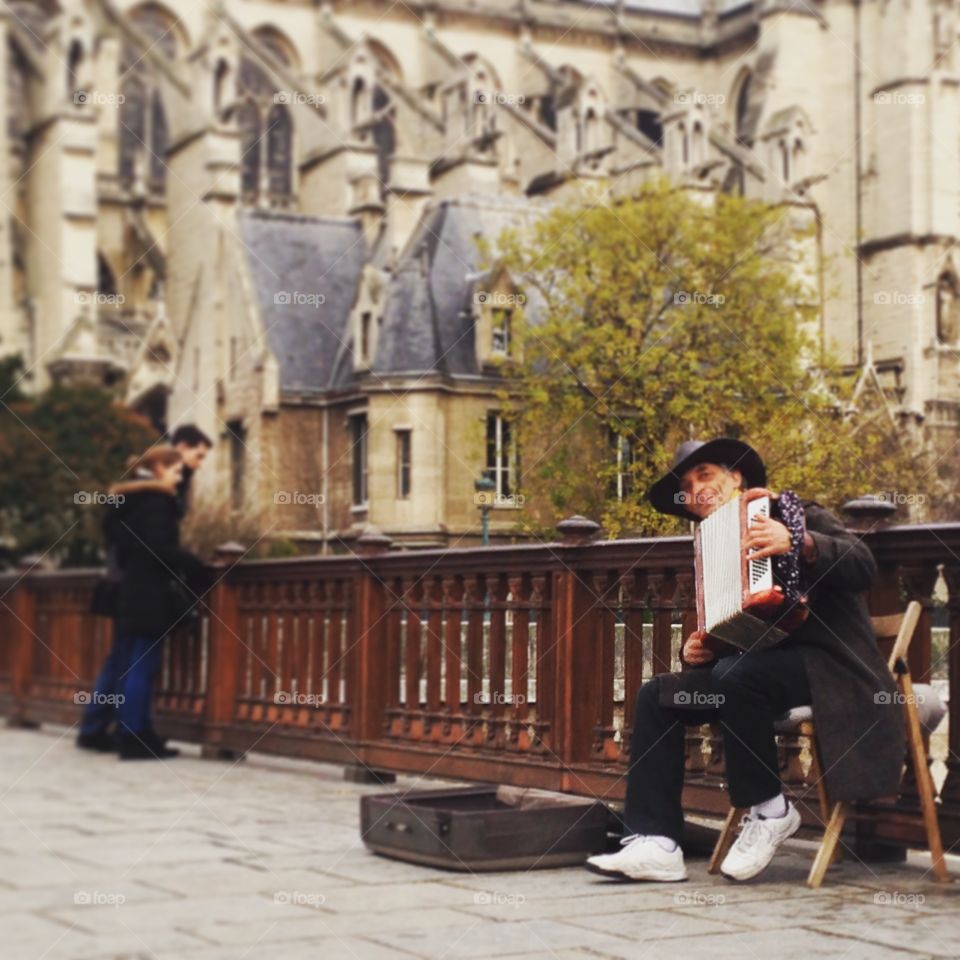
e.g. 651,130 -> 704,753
585,438 -> 904,882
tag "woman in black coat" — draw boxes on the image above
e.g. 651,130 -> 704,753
78,445 -> 208,760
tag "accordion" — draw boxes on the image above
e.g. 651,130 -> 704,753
693,488 -> 806,651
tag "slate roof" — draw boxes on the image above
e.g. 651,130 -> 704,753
351,195 -> 542,383
239,210 -> 368,394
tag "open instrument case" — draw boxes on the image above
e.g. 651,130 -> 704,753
360,784 -> 612,871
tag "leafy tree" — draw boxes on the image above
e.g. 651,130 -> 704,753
0,363 -> 156,567
490,179 -> 929,537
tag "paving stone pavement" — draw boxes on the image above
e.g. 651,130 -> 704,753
1,725 -> 958,960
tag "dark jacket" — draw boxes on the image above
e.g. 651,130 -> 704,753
665,501 -> 904,803
792,501 -> 904,802
105,479 -> 208,640
174,465 -> 194,518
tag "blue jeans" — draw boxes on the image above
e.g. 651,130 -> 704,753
80,634 -> 164,736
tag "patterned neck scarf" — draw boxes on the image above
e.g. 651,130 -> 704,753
773,490 -> 806,603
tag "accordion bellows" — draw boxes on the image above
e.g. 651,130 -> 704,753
694,489 -> 793,651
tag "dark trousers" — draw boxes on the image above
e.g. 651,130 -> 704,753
624,643 -> 812,845
80,634 -> 164,737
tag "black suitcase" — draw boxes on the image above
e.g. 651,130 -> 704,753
360,784 -> 611,871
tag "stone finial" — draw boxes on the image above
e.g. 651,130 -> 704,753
354,525 -> 393,555
841,494 -> 898,531
556,515 -> 602,543
213,541 -> 247,566
15,553 -> 45,573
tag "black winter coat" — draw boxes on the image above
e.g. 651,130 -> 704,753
104,480 -> 208,640
792,501 -> 904,802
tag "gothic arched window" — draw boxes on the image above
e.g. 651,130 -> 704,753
735,72 -> 752,147
266,103 -> 293,199
692,121 -> 705,166
214,60 -> 230,112
67,39 -> 83,103
371,84 -> 394,189
118,4 -> 181,191
351,76 -> 368,127
230,56 -> 296,206
118,75 -> 147,181
936,273 -> 960,344
7,41 -> 29,143
237,100 -> 262,199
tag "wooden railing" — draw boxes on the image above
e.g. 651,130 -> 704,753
2,506 -> 958,851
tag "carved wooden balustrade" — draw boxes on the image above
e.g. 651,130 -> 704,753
2,508 -> 958,851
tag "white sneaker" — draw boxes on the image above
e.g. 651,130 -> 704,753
585,835 -> 688,882
720,803 -> 801,881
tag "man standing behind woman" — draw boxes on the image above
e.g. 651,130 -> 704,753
78,427 -> 212,759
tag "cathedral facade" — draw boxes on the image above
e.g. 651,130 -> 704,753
2,0 -> 958,549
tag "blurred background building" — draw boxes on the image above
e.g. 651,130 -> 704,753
1,0 -> 957,548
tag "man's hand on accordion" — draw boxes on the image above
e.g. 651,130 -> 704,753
682,630 -> 715,666
743,513 -> 792,561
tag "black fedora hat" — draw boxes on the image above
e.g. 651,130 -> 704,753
647,437 -> 767,521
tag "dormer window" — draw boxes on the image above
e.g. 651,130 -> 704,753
491,308 -> 511,356
360,311 -> 372,363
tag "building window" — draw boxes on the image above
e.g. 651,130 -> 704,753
396,429 -> 411,499
67,39 -> 83,103
227,57 -> 294,206
227,420 -> 246,510
237,99 -> 262,199
351,413 -> 368,506
360,311 -> 372,363
779,139 -> 790,182
609,430 -> 634,501
735,73 -> 753,147
937,273 -> 960,344
486,412 -> 517,499
117,7 -> 178,191
636,109 -> 662,146
491,308 -> 511,355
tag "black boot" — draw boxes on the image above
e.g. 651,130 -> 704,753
76,731 -> 117,753
118,731 -> 180,760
